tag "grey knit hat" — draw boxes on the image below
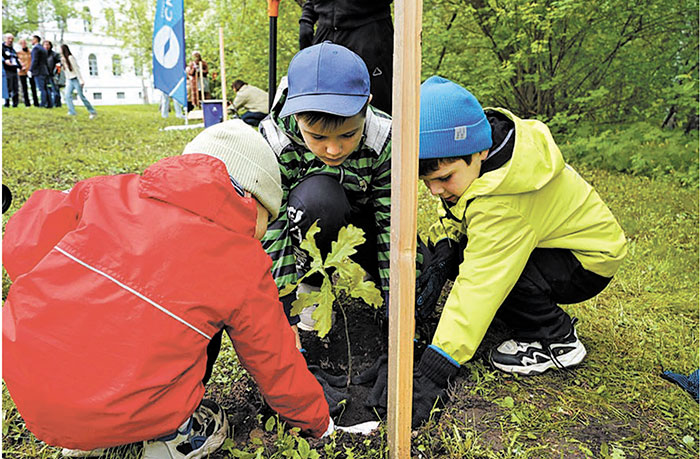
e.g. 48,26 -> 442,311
183,119 -> 282,219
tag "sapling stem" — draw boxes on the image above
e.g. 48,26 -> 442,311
336,298 -> 352,388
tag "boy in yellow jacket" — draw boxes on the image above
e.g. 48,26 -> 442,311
408,76 -> 627,427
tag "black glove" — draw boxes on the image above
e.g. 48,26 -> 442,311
351,354 -> 388,416
299,21 -> 314,50
412,346 -> 460,428
307,364 -> 349,417
415,239 -> 460,320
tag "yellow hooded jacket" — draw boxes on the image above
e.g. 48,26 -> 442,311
428,108 -> 627,365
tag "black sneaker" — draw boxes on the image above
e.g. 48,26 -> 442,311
489,318 -> 586,375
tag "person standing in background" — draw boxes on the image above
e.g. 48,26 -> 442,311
44,40 -> 62,108
17,38 -> 34,107
298,0 -> 393,114
29,35 -> 50,108
187,51 -> 210,107
3,33 -> 20,107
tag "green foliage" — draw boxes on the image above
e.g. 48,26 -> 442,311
2,0 -> 76,37
225,416 -> 321,459
559,121 -> 699,188
280,221 -> 383,339
422,0 -> 699,125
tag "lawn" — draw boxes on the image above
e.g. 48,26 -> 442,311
2,105 -> 698,458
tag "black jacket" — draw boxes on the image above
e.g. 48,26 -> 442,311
2,44 -> 20,74
29,44 -> 49,76
46,49 -> 61,76
300,0 -> 392,30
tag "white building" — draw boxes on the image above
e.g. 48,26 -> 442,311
36,1 -> 155,106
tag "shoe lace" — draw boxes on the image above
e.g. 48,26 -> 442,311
543,317 -> 579,371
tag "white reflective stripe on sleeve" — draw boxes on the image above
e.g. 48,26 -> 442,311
54,246 -> 212,340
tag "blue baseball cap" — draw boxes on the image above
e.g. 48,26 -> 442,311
419,76 -> 493,159
279,42 -> 370,118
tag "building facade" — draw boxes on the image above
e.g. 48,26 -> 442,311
35,1 -> 155,106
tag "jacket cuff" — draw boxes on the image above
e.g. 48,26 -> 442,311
419,345 -> 460,388
320,417 -> 334,438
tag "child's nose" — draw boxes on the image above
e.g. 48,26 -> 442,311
428,181 -> 442,196
326,141 -> 342,156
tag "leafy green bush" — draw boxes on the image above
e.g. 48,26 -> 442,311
558,122 -> 699,188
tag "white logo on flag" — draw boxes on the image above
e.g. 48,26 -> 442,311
153,25 -> 180,69
454,126 -> 467,140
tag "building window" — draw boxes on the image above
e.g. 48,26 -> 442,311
93,92 -> 102,100
112,55 -> 122,76
138,91 -> 142,99
82,7 -> 92,32
88,54 -> 98,76
117,92 -> 125,99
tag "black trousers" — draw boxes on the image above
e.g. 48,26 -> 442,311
4,72 -> 18,107
19,75 -> 30,106
203,330 -> 223,385
493,248 -> 611,340
288,174 -> 380,285
314,18 -> 394,114
28,76 -> 39,106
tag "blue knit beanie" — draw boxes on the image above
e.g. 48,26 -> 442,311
419,76 -> 493,159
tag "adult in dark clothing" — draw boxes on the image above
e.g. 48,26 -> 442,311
298,0 -> 394,114
29,35 -> 51,108
3,33 -> 20,107
17,38 -> 36,106
44,40 -> 61,107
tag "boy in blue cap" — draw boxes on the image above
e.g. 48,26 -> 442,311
408,76 -> 627,427
259,42 -> 394,333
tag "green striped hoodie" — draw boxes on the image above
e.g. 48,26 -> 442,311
259,78 -> 393,296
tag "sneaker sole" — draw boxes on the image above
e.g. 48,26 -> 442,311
186,411 -> 229,459
491,342 -> 587,376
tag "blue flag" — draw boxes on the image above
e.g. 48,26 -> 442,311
152,0 -> 186,107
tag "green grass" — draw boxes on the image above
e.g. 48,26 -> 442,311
3,105 -> 699,458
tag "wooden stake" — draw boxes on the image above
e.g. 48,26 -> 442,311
219,26 -> 227,121
388,0 -> 422,458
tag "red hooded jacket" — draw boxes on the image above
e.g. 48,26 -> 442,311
2,154 -> 329,449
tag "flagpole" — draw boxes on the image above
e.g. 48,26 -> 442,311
219,26 -> 227,121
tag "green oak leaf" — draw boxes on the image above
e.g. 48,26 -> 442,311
325,224 -> 365,268
300,221 -> 325,273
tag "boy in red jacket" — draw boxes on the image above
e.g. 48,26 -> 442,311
2,120 -> 333,458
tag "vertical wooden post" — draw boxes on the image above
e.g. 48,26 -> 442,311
388,0 -> 422,458
219,26 -> 227,121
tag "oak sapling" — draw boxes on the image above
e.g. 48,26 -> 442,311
280,221 -> 383,386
